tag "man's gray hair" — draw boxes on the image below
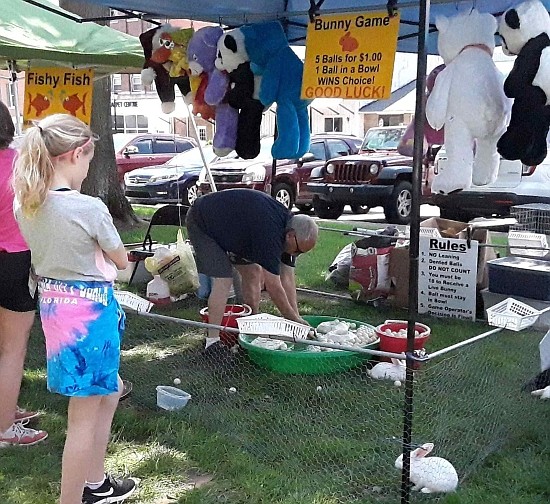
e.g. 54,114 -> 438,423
288,214 -> 319,241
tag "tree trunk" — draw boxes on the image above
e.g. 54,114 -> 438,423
59,0 -> 138,225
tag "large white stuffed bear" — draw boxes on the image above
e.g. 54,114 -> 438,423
426,9 -> 511,194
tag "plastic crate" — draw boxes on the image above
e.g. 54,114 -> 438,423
488,257 -> 550,301
486,298 -> 543,331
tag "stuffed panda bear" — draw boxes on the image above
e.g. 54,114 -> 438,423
216,28 -> 264,159
497,0 -> 550,166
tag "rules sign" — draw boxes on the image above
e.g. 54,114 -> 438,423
302,12 -> 399,100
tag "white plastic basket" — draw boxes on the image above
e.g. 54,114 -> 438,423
114,291 -> 153,312
508,231 -> 549,258
486,298 -> 549,331
236,313 -> 311,339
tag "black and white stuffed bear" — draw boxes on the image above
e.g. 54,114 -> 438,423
497,0 -> 550,166
215,28 -> 264,159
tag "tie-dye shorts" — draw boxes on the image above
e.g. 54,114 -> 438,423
38,278 -> 125,397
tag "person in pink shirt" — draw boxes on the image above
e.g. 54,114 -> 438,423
0,101 -> 48,447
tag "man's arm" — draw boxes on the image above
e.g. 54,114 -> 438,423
262,269 -> 306,324
280,263 -> 298,314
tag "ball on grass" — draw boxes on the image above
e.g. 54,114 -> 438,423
316,386 -> 323,392
228,387 -> 237,394
173,378 -> 181,385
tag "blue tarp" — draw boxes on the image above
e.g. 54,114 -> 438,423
53,0 -> 550,53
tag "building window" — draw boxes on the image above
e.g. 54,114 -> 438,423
112,115 -> 124,133
198,126 -> 207,142
123,115 -> 148,133
5,84 -> 16,108
130,74 -> 143,93
324,117 -> 343,132
111,74 -> 122,93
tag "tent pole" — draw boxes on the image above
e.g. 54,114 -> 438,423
8,61 -> 21,136
401,0 -> 430,501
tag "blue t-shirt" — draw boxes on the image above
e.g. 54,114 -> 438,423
193,189 -> 292,275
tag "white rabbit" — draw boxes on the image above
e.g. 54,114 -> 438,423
367,359 -> 406,385
531,386 -> 550,399
395,443 -> 458,493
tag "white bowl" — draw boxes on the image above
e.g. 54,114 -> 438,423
156,385 -> 191,411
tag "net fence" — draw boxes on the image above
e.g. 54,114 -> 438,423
117,305 -> 544,503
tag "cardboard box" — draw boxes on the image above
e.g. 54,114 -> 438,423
388,246 -> 410,309
419,217 -> 469,238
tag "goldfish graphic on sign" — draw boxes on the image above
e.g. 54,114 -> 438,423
27,92 -> 52,117
62,92 -> 88,117
23,67 -> 94,127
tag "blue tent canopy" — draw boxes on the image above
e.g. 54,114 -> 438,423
51,0 -> 550,53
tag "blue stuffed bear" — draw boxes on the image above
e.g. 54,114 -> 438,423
241,21 -> 311,159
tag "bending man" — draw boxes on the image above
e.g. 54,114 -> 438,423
186,189 -> 318,346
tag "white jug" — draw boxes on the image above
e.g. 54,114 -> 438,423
146,275 -> 171,305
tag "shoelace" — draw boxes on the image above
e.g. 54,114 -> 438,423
6,420 -> 35,440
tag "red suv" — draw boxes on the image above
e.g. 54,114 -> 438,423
196,134 -> 362,210
114,133 -> 197,183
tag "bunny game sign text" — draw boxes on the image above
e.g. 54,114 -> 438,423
301,12 -> 399,100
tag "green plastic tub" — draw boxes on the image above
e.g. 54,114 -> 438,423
238,315 -> 379,375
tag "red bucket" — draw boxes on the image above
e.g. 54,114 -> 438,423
199,304 -> 252,347
375,320 -> 431,355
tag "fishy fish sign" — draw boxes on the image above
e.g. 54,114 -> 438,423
23,68 -> 94,127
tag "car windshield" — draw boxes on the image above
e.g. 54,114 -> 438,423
361,128 -> 405,151
211,138 -> 274,165
166,145 -> 216,166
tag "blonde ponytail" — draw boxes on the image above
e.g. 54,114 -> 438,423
13,114 -> 95,217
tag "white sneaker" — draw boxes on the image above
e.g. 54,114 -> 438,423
0,421 -> 48,447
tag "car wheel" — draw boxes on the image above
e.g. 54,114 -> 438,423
384,181 -> 412,225
273,182 -> 295,210
183,181 -> 199,207
350,204 -> 370,214
313,199 -> 345,219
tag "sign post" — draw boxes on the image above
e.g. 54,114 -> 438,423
302,12 -> 400,100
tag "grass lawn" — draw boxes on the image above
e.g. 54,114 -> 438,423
2,209 -> 549,504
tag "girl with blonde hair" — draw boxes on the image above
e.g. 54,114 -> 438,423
13,113 -> 137,504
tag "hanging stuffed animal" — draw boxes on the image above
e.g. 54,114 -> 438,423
426,9 -> 510,194
241,21 -> 311,160
215,28 -> 264,159
397,64 -> 446,158
139,25 -> 192,114
497,0 -> 550,166
188,26 -> 238,157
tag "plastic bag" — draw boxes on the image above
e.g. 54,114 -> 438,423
144,229 -> 199,296
349,236 -> 397,301
325,244 -> 353,287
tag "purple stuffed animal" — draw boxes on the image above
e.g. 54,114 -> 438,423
188,26 -> 238,157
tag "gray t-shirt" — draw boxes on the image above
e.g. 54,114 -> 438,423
15,190 -> 123,282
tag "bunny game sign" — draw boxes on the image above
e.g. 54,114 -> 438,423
301,12 -> 399,100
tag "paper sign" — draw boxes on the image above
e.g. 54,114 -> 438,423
418,236 -> 478,321
23,67 -> 94,126
302,11 -> 399,100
